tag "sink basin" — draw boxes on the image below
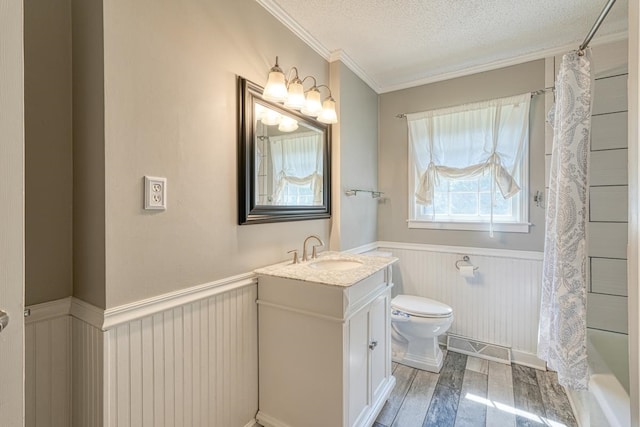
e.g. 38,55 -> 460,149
308,259 -> 364,271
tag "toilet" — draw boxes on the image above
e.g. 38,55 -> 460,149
391,294 -> 454,373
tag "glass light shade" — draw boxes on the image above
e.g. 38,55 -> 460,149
284,79 -> 305,110
317,98 -> 338,124
261,108 -> 281,126
278,116 -> 299,132
301,88 -> 322,117
263,69 -> 287,102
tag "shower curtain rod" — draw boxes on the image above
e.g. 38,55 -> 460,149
578,0 -> 617,53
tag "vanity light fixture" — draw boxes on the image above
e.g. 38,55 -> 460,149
263,56 -> 338,124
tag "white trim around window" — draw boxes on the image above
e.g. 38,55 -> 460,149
407,219 -> 531,233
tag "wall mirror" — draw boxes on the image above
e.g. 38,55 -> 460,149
238,77 -> 331,225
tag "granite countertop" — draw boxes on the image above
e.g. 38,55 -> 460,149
254,251 -> 398,287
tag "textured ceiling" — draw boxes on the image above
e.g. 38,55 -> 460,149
257,0 -> 628,92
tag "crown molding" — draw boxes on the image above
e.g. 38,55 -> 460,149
378,31 -> 629,93
255,0 -> 382,93
257,2 -> 626,95
256,0 -> 330,59
329,49 -> 382,93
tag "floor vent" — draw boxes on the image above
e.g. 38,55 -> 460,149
446,334 -> 512,365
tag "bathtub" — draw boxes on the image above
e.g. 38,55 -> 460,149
566,329 -> 630,427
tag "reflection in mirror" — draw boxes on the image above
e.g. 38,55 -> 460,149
238,77 -> 331,225
254,103 -> 324,207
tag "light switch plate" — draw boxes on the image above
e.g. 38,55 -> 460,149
144,176 -> 167,210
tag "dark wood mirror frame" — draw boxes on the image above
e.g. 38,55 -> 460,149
237,77 -> 331,225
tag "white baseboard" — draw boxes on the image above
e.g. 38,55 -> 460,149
256,411 -> 294,427
511,350 -> 547,370
243,420 -> 259,427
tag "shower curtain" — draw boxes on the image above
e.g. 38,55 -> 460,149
538,49 -> 593,390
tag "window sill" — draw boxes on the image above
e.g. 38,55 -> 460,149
407,220 -> 531,233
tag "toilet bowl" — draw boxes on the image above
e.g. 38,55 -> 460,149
391,294 -> 453,373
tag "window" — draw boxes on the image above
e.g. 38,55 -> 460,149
279,181 -> 316,205
269,131 -> 324,206
407,93 -> 530,234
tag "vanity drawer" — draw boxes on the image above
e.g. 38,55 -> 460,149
344,269 -> 389,317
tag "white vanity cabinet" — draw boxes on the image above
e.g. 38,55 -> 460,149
347,290 -> 391,426
255,258 -> 396,427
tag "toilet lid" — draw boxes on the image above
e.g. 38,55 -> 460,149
391,295 -> 453,318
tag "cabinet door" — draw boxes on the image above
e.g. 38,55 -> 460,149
348,307 -> 369,426
369,293 -> 389,402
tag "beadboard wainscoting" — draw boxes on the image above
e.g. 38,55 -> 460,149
377,242 -> 545,368
72,316 -> 105,427
25,299 -> 73,427
104,284 -> 258,427
25,274 -> 259,427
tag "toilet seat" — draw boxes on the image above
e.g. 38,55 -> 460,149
391,295 -> 452,318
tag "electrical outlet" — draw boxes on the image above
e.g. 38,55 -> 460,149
144,176 -> 167,210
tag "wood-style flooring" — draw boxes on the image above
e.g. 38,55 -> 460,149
375,350 -> 578,427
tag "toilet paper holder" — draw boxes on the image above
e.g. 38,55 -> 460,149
455,256 -> 479,272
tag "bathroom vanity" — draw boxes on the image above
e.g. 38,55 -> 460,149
255,252 -> 397,427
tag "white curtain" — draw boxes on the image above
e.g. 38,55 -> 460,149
407,93 -> 530,234
270,132 -> 323,205
538,50 -> 592,390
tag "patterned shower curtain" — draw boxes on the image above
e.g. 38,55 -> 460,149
538,49 -> 593,390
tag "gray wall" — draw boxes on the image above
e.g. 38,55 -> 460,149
24,0 -> 379,309
72,0 -> 106,308
99,0 -> 332,308
333,62 -> 379,251
24,0 -> 73,305
378,60 -> 546,252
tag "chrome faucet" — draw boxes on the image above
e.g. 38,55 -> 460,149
302,235 -> 324,262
